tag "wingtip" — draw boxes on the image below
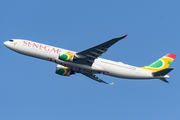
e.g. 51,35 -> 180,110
109,82 -> 115,85
121,34 -> 128,39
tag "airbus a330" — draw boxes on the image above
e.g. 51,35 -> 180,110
4,35 -> 176,84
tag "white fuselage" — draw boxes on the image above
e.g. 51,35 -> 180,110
4,39 -> 158,80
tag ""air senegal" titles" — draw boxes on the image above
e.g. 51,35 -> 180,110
23,41 -> 60,54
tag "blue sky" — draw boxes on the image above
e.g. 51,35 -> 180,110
1,0 -> 180,120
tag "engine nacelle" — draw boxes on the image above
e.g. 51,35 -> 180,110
59,52 -> 75,62
55,64 -> 75,76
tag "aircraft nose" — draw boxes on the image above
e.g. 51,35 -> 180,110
3,41 -> 12,48
3,41 -> 8,46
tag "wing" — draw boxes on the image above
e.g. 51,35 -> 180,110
75,34 -> 127,66
82,73 -> 111,84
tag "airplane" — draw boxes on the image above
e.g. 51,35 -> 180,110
3,35 -> 177,85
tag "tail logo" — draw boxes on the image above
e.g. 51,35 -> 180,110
147,59 -> 164,68
167,61 -> 172,65
140,53 -> 177,72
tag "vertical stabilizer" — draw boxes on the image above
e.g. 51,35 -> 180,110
140,53 -> 177,72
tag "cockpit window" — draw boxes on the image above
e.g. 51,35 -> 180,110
9,40 -> 14,42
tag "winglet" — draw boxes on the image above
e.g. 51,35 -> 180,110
121,34 -> 128,39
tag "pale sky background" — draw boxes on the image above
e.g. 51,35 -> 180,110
1,0 -> 180,120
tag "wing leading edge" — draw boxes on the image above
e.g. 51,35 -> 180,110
75,35 -> 127,84
75,34 -> 127,66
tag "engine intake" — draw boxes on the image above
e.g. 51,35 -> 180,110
55,64 -> 75,76
59,52 -> 76,62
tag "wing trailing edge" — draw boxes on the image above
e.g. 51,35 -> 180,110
81,73 -> 114,85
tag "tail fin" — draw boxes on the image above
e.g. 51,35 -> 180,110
140,53 -> 177,72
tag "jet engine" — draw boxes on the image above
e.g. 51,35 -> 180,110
59,52 -> 77,62
55,64 -> 75,76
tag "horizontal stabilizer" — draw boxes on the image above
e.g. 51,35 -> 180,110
152,68 -> 174,77
159,78 -> 169,83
